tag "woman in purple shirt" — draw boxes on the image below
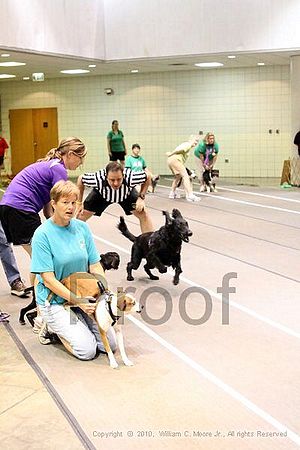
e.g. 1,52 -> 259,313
0,137 -> 86,259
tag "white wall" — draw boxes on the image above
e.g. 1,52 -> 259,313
1,0 -> 105,59
104,0 -> 300,59
0,65 -> 290,178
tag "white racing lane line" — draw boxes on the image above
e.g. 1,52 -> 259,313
93,234 -> 300,339
94,232 -> 300,445
216,186 -> 300,204
158,184 -> 300,215
128,314 -> 300,446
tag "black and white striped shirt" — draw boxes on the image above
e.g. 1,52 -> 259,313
81,168 -> 147,203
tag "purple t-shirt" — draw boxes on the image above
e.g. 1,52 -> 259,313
0,159 -> 67,213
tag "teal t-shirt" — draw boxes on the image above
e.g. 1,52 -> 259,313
107,130 -> 125,152
194,141 -> 219,159
125,155 -> 147,172
31,218 -> 100,305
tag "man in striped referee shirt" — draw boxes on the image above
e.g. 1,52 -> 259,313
76,161 -> 153,233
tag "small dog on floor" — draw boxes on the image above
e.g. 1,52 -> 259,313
202,168 -> 219,192
147,175 -> 160,193
63,272 -> 142,368
19,252 -> 120,326
118,209 -> 192,285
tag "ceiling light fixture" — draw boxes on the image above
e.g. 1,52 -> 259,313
60,69 -> 90,74
88,64 -> 96,68
257,62 -> 265,66
0,61 -> 26,67
23,76 -> 30,80
131,69 -> 139,73
0,74 -> 16,79
1,53 -> 10,57
227,55 -> 236,59
194,62 -> 224,68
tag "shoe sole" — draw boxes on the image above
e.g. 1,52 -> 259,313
11,291 -> 30,298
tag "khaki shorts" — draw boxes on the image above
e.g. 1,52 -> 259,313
167,155 -> 186,176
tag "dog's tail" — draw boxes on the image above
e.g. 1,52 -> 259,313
117,216 -> 137,242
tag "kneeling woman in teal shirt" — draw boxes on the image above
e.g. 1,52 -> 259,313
31,180 -> 116,360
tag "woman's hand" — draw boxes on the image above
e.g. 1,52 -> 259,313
78,300 -> 96,316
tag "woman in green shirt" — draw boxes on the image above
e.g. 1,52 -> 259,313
107,120 -> 127,169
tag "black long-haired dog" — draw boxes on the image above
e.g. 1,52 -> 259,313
118,209 -> 192,285
19,252 -> 120,326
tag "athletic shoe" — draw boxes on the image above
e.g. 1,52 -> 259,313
169,191 -> 181,199
38,321 -> 52,345
10,278 -> 28,297
186,194 -> 201,202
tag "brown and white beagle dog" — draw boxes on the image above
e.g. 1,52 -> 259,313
62,272 -> 142,368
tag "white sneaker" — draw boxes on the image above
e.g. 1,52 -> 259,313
186,194 -> 201,202
169,191 -> 181,199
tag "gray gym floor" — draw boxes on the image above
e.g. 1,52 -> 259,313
1,180 -> 300,450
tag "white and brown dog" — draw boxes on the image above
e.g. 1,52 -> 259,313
63,272 -> 142,368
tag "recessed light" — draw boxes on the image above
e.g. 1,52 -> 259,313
227,55 -> 236,59
0,74 -> 16,79
257,62 -> 265,66
23,76 -> 30,80
60,69 -> 90,74
0,61 -> 26,67
194,62 -> 224,68
1,53 -> 10,57
131,69 -> 139,73
88,64 -> 96,68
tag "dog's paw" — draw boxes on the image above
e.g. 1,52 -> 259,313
110,361 -> 119,369
127,275 -> 134,281
173,278 -> 180,285
159,266 -> 167,274
123,358 -> 134,367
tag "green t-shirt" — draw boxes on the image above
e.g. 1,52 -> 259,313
194,141 -> 219,159
107,130 -> 125,152
125,155 -> 147,172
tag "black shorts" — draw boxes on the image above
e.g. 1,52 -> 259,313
109,151 -> 126,162
84,188 -> 139,216
0,205 -> 41,245
0,155 -> 4,166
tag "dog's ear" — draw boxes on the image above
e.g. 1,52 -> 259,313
172,208 -> 183,219
162,210 -> 172,226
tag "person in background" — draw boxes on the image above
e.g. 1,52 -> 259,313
167,135 -> 200,202
0,134 -> 8,168
194,132 -> 219,192
293,130 -> 300,156
31,180 -> 116,358
107,120 -> 127,169
76,161 -> 153,233
0,222 -> 27,297
0,137 -> 86,287
125,143 -> 160,193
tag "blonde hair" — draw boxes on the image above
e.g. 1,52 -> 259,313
38,137 -> 87,162
204,132 -> 215,144
50,180 -> 79,203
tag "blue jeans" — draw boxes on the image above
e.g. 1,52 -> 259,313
0,222 -> 20,286
39,303 -> 117,361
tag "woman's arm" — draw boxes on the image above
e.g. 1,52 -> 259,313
107,137 -> 112,156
